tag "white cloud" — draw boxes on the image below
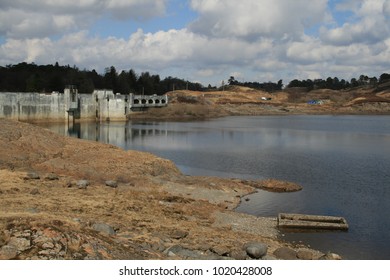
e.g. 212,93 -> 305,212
0,37 -> 54,63
0,0 -> 167,38
196,69 -> 217,78
0,0 -> 164,15
107,0 -> 166,20
285,33 -> 390,81
385,0 -> 390,15
0,9 -> 81,39
286,36 -> 335,64
1,0 -> 390,86
0,27 -> 279,83
321,0 -> 390,45
189,0 -> 329,40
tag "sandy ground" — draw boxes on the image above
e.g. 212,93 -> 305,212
0,118 -> 333,260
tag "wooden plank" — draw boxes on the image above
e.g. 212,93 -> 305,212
278,213 -> 348,231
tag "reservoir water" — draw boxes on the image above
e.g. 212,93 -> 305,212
40,115 -> 390,259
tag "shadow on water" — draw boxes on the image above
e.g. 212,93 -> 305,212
40,115 -> 390,259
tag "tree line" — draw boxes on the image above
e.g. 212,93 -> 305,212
0,62 -> 203,95
287,74 -> 390,90
228,74 -> 390,92
227,76 -> 284,92
1,62 -> 389,94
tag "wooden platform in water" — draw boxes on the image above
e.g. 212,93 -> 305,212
277,213 -> 349,231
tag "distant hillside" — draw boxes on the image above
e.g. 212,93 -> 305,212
128,85 -> 390,121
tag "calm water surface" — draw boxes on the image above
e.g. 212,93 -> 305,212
41,115 -> 390,259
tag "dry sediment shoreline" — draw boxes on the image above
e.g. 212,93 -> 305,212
0,118 -> 341,260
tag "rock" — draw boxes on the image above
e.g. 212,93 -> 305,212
25,208 -> 39,213
273,247 -> 298,260
38,249 -> 54,256
13,230 -> 31,239
105,180 -> 118,188
45,173 -> 59,180
0,245 -> 18,260
262,255 -> 277,260
319,252 -> 342,260
171,230 -> 188,239
177,249 -> 203,259
41,242 -> 55,250
297,249 -> 314,260
245,242 -> 268,259
92,223 -> 116,235
230,249 -> 247,260
76,180 -> 89,189
196,243 -> 211,251
24,172 -> 40,180
165,245 -> 183,255
33,235 -> 52,246
72,252 -> 84,259
201,254 -> 227,260
167,251 -> 176,257
151,242 -> 166,252
165,245 -> 200,259
8,237 -> 31,252
30,188 -> 40,195
211,245 -> 230,256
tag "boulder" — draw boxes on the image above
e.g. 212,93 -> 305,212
165,245 -> 215,260
244,242 -> 268,259
105,180 -> 118,188
230,249 -> 248,260
45,173 -> 59,180
319,252 -> 342,260
24,172 -> 40,180
0,245 -> 18,260
171,230 -> 188,239
8,237 -> 31,252
297,249 -> 314,260
30,188 -> 40,195
211,245 -> 230,257
273,247 -> 298,260
76,180 -> 89,189
92,223 -> 116,235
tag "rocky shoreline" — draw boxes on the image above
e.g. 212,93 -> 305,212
0,119 -> 341,260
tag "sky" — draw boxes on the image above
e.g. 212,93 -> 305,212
0,0 -> 389,86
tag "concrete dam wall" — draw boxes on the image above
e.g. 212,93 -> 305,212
0,87 -> 168,122
0,92 -> 67,122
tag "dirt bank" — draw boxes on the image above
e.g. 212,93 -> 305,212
127,86 -> 390,121
1,119 -> 339,260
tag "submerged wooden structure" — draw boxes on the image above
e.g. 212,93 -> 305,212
278,213 -> 349,231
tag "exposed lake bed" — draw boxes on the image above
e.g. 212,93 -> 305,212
40,115 -> 390,259
0,118 -> 330,260
1,114 -> 388,259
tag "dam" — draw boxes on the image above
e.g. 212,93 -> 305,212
0,86 -> 168,122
